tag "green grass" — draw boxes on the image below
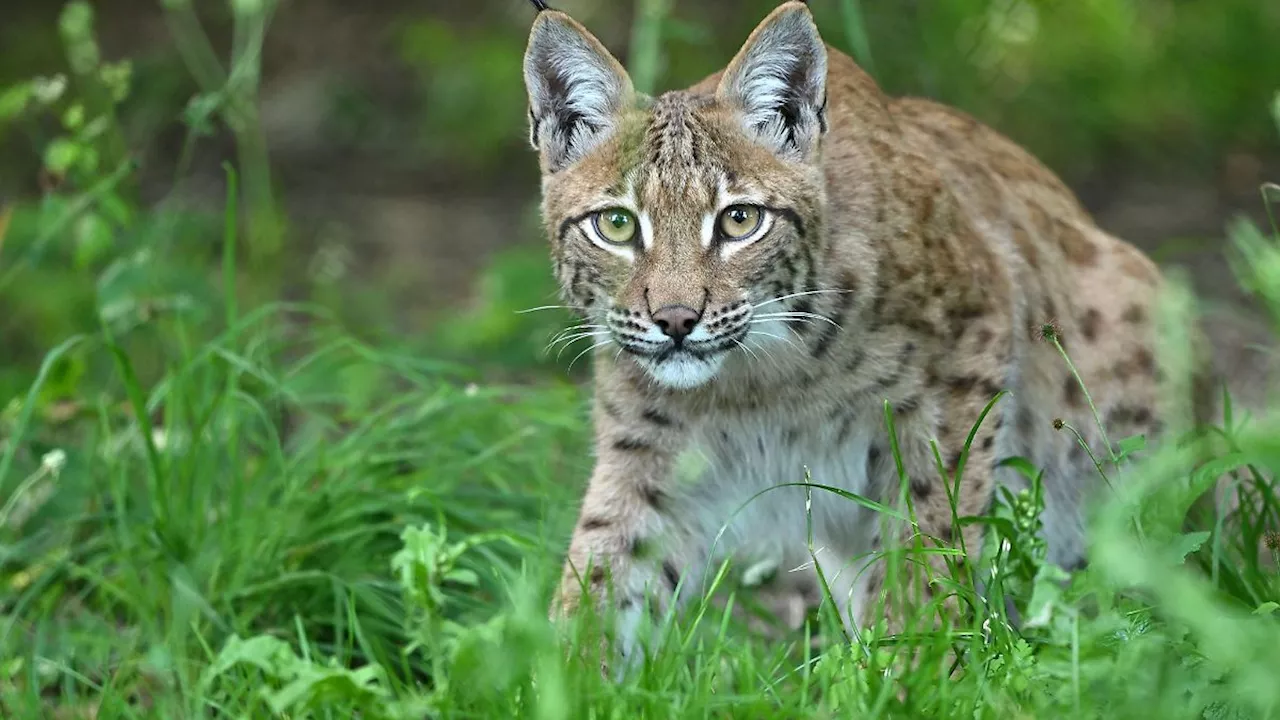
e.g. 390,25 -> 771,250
1,315 -> 1278,719
2,191 -> 1279,719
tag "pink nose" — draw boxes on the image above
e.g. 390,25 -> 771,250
650,304 -> 700,342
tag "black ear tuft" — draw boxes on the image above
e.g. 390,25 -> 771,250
528,0 -> 551,12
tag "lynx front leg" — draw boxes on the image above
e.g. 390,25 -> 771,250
551,393 -> 697,677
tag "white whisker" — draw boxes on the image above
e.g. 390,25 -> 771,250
751,289 -> 850,311
567,339 -> 614,370
517,304 -> 579,315
550,331 -> 611,359
745,336 -> 784,372
748,329 -> 805,354
749,318 -> 817,329
752,311 -> 841,328
732,338 -> 761,364
548,323 -> 607,344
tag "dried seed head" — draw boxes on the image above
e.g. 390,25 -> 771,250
1037,320 -> 1064,343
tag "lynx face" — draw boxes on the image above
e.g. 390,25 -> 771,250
524,8 -> 829,388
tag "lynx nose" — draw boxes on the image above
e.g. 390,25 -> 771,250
651,304 -> 700,344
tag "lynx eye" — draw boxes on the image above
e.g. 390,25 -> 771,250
718,205 -> 764,240
591,208 -> 638,245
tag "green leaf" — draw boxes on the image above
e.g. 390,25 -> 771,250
0,83 -> 34,123
30,75 -> 68,106
73,212 -> 113,268
43,138 -> 81,175
1171,531 -> 1211,563
264,663 -> 389,715
200,634 -> 300,687
61,103 -> 85,130
1116,433 -> 1147,458
1022,562 -> 1071,629
997,455 -> 1045,485
1254,602 -> 1279,616
183,92 -> 223,136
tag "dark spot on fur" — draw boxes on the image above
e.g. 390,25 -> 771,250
631,536 -> 654,559
613,437 -> 653,453
874,342 -> 917,390
1080,308 -> 1102,343
600,400 -> 622,421
1134,349 -> 1156,376
911,477 -> 933,499
580,516 -> 611,531
1057,221 -> 1099,265
641,408 -> 676,427
981,435 -> 995,451
836,414 -> 857,446
1121,304 -> 1146,324
1063,375 -> 1083,407
641,484 -> 667,510
935,523 -> 955,544
590,566 -> 606,584
789,298 -> 815,333
662,561 -> 681,591
785,426 -> 802,446
811,277 -> 856,358
846,348 -> 867,375
768,204 -> 808,238
1107,407 -> 1136,426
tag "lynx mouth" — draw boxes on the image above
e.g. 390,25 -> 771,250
617,336 -> 738,362
611,325 -> 745,389
633,350 -> 727,389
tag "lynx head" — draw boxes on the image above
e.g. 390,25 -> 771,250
523,1 -> 829,389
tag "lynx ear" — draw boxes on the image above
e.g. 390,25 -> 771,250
717,2 -> 828,160
523,12 -> 635,172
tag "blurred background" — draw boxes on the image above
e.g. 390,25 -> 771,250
2,0 -> 1279,400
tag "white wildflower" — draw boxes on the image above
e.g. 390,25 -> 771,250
41,449 -> 67,475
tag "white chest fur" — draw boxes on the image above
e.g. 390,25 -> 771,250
669,406 -> 885,588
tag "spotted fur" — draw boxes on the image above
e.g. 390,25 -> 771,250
523,2 -> 1196,673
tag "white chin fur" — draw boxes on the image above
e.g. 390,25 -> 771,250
638,353 -> 725,390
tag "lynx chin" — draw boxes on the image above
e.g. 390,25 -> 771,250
521,0 -> 1207,674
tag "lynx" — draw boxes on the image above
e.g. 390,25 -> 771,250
521,0 -> 1196,670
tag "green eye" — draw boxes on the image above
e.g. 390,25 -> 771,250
592,208 -> 638,245
718,205 -> 763,240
